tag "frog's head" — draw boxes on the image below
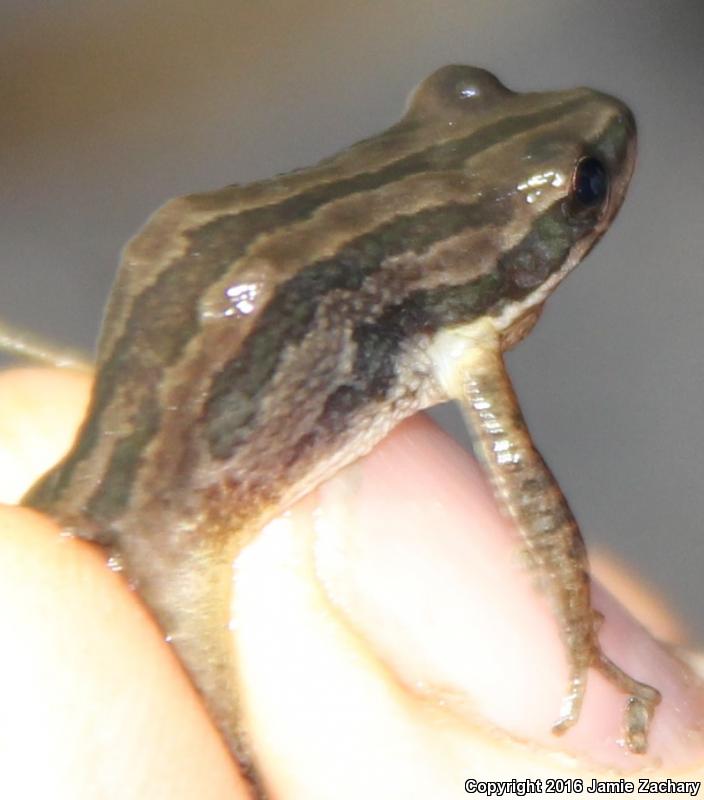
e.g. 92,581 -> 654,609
402,65 -> 636,344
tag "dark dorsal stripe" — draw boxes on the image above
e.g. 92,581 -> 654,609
203,199 -> 504,459
288,194 -> 595,459
27,95 -> 590,513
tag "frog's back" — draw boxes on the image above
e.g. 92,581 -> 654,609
24,65 -> 631,541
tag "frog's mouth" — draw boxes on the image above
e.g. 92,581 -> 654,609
491,226 -> 605,345
500,306 -> 543,350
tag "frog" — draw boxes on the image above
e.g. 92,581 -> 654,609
5,64 -> 659,793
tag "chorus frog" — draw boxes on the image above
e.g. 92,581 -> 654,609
8,65 -> 658,790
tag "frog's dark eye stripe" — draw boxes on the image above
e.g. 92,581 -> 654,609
572,156 -> 609,207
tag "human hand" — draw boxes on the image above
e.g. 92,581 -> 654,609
1,367 -> 703,799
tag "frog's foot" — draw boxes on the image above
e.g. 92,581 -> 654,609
595,652 -> 661,754
551,651 -> 661,752
552,669 -> 587,736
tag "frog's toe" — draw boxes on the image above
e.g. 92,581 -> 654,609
552,671 -> 587,736
595,652 -> 661,753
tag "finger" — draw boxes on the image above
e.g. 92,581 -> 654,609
590,547 -> 688,645
0,505 -> 250,800
5,367 -> 704,797
0,367 -> 92,502
237,414 -> 704,797
0,369 -> 250,798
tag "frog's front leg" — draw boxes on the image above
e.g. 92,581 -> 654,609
429,321 -> 660,752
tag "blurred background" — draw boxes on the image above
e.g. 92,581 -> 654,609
2,1 -> 703,633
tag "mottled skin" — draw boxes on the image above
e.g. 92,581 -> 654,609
19,66 -> 659,790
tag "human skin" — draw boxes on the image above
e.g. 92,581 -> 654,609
1,367 -> 703,799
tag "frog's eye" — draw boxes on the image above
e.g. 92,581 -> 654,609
572,157 -> 609,208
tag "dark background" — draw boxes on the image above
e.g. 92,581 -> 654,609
2,2 -> 703,632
